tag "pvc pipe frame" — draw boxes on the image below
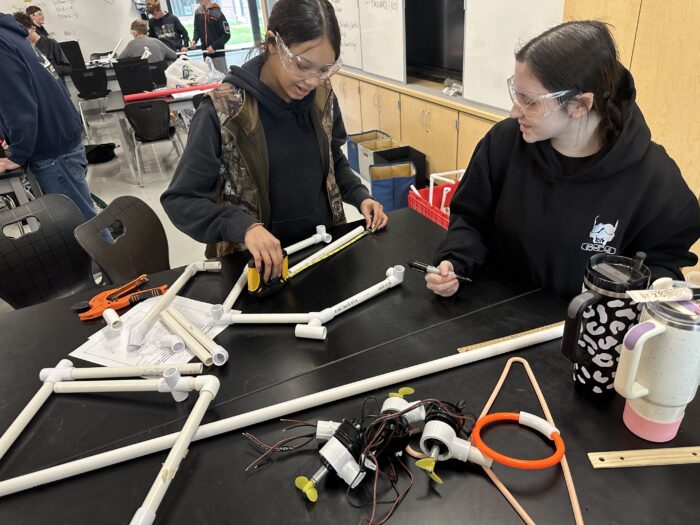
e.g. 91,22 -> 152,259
0,324 -> 563,498
130,261 -> 221,352
221,266 -> 406,340
217,226 -> 333,315
0,361 -> 203,462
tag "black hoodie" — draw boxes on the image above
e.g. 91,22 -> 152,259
162,56 -> 371,247
435,68 -> 700,300
148,12 -> 189,51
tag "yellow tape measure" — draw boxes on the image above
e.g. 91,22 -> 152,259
287,230 -> 370,278
457,321 -> 565,353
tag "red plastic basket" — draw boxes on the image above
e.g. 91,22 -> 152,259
407,183 -> 457,229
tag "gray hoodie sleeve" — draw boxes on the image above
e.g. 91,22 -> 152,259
331,96 -> 372,208
161,99 -> 257,244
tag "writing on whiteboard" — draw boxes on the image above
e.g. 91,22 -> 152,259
52,0 -> 79,20
369,0 -> 399,11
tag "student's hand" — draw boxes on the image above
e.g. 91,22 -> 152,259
180,47 -> 189,53
244,224 -> 284,282
189,42 -> 197,50
206,45 -> 215,54
360,198 -> 387,232
0,158 -> 21,173
425,260 -> 460,297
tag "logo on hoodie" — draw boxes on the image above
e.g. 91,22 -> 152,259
581,215 -> 618,254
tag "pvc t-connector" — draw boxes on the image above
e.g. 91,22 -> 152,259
130,507 -> 155,525
386,265 -> 405,286
39,359 -> 74,383
315,225 -> 332,243
308,308 -> 335,324
210,304 -> 224,320
158,368 -> 191,402
102,308 -> 122,330
158,334 -> 185,353
295,318 -> 327,340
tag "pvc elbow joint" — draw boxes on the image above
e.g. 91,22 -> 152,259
386,265 -> 405,286
195,375 -> 220,397
39,359 -> 74,383
128,324 -> 151,353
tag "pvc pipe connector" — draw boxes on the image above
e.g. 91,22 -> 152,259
192,260 -> 221,272
128,324 -> 151,353
210,304 -> 223,320
159,368 -> 190,402
450,436 -> 493,467
194,376 -> 220,397
380,398 -> 426,426
295,319 -> 327,340
210,345 -> 229,366
519,412 -> 559,439
39,359 -> 74,383
130,506 -> 155,525
309,308 -> 335,324
102,308 -> 122,330
315,225 -> 332,243
158,335 -> 185,353
386,265 -> 405,286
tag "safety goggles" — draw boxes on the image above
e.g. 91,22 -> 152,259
274,32 -> 342,80
507,76 -> 575,117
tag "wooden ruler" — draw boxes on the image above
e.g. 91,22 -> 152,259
458,321 -> 565,353
588,446 -> 700,469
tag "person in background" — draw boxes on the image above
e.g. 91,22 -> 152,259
190,0 -> 230,74
12,12 -> 70,79
0,13 -> 98,222
25,5 -> 48,38
426,21 -> 700,300
146,0 -> 190,52
162,0 -> 386,280
119,19 -> 177,64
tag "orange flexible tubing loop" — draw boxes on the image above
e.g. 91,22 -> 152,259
471,412 -> 565,469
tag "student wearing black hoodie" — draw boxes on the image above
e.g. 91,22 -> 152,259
427,21 -> 700,300
190,0 -> 230,74
147,1 -> 190,52
0,13 -> 97,222
162,0 -> 386,281
13,12 -> 70,78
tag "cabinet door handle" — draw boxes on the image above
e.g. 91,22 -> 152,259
419,110 -> 425,126
373,93 -> 379,107
425,111 -> 431,130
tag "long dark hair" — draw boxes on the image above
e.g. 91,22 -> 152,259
516,21 -> 624,145
261,0 -> 341,61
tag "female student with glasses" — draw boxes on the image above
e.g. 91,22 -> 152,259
426,20 -> 700,300
162,0 -> 386,282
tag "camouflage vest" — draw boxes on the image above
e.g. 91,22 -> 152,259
204,80 -> 346,258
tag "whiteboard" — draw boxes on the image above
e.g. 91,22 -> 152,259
0,0 -> 139,59
358,0 -> 405,82
463,0 -> 565,110
329,0 -> 362,69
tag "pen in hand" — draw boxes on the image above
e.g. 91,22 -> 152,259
407,260 -> 472,283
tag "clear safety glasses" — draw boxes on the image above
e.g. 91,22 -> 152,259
274,33 -> 342,80
507,76 -> 575,117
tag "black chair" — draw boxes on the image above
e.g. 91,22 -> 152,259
0,194 -> 95,309
124,100 -> 184,186
113,59 -> 154,96
70,68 -> 111,138
74,196 -> 170,284
148,60 -> 169,87
59,40 -> 85,70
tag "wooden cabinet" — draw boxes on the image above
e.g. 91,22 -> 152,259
331,74 -> 362,135
400,95 -> 459,174
359,82 -> 402,139
457,113 -> 494,170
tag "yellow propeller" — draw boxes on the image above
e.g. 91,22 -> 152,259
415,457 -> 444,484
388,387 -> 415,399
294,476 -> 319,502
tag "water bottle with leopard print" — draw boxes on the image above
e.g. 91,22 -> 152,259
561,253 -> 650,401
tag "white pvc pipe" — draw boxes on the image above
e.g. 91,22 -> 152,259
53,380 -> 162,394
284,225 -> 332,256
159,311 -> 213,367
133,376 -> 219,524
167,308 -> 229,366
0,382 -> 53,461
429,170 -> 463,207
327,265 -> 404,319
70,364 -> 203,380
224,312 -> 311,325
0,324 -> 563,497
220,268 -> 248,313
131,262 -> 221,351
288,226 -> 365,276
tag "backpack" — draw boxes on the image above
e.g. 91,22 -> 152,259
85,143 -> 117,164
